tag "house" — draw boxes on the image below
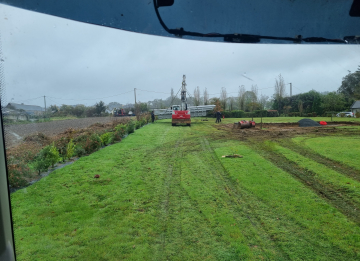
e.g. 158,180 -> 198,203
350,100 -> 360,115
6,103 -> 44,115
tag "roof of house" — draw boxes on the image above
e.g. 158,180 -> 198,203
351,100 -> 360,109
8,103 -> 44,112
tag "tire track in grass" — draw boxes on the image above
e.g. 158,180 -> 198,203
250,140 -> 360,225
211,139 -> 360,260
157,136 -> 181,260
196,137 -> 290,260
278,138 -> 360,183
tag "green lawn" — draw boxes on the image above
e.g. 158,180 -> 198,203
297,136 -> 360,171
11,120 -> 360,260
203,116 -> 360,124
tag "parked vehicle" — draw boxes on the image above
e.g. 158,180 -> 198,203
336,112 -> 354,117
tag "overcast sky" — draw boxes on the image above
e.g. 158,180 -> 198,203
1,4 -> 360,108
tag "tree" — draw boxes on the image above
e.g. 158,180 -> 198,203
194,86 -> 201,106
298,100 -> 303,116
273,74 -> 286,113
283,105 -> 292,116
95,101 -> 106,115
274,74 -> 286,99
338,67 -> 360,99
243,91 -> 257,112
251,85 -> 258,111
238,85 -> 246,110
259,94 -> 269,110
210,98 -> 222,113
107,102 -> 122,111
73,105 -> 86,117
321,92 -> 347,113
220,87 -> 227,110
49,105 -> 58,113
60,104 -> 73,116
203,88 -> 209,105
228,97 -> 235,111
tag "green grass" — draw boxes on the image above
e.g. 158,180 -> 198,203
10,120 -> 360,260
50,116 -> 79,121
299,136 -> 360,171
206,116 -> 360,124
273,144 -> 360,206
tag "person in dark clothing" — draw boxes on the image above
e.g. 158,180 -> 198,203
216,111 -> 221,123
151,110 -> 155,123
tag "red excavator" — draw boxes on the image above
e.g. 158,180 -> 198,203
171,75 -> 191,126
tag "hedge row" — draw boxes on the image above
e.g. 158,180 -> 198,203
206,110 -> 275,118
7,116 -> 150,188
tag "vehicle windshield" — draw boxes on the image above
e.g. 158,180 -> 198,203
1,3 -> 360,261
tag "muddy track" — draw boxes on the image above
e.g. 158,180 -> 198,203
277,138 -> 360,183
200,137 -> 290,260
157,133 -> 185,260
248,141 -> 360,225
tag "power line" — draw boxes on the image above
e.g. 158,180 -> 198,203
136,88 -> 170,95
10,96 -> 43,104
47,90 -> 134,101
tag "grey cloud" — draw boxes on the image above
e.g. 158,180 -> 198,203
1,4 -> 359,108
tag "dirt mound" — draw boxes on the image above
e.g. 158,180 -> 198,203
23,132 -> 50,143
298,119 -> 320,127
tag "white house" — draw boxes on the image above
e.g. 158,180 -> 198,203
351,101 -> 360,116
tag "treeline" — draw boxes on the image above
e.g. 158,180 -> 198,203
48,101 -> 149,117
272,67 -> 360,116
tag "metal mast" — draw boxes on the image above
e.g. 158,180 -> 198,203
181,75 -> 187,110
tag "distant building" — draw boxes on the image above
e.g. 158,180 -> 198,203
350,100 -> 360,114
6,102 -> 44,115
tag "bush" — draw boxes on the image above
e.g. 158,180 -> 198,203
267,110 -> 279,117
127,120 -> 135,134
100,132 -> 112,146
74,145 -> 86,157
33,143 -> 60,174
356,112 -> 360,118
55,137 -> 70,162
114,124 -> 127,137
7,159 -> 33,188
135,120 -> 141,130
84,133 -> 102,154
66,139 -> 75,159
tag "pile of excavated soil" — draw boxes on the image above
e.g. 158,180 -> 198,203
298,119 -> 321,127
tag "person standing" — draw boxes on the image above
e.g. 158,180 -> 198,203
216,111 -> 221,123
151,110 -> 155,123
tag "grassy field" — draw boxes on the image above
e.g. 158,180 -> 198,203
10,119 -> 360,260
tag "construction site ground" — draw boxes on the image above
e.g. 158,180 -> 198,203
4,116 -> 131,148
8,117 -> 360,260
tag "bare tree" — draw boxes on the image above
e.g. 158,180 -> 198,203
238,85 -> 246,110
203,88 -> 209,105
228,97 -> 235,111
274,74 -> 286,99
259,94 -> 269,109
220,87 -> 227,110
251,85 -> 258,111
274,74 -> 286,113
193,86 -> 201,106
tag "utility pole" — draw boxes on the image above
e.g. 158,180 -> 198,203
43,95 -> 46,120
290,83 -> 292,97
134,88 -> 136,105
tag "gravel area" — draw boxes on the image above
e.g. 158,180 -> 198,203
4,117 -> 127,147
